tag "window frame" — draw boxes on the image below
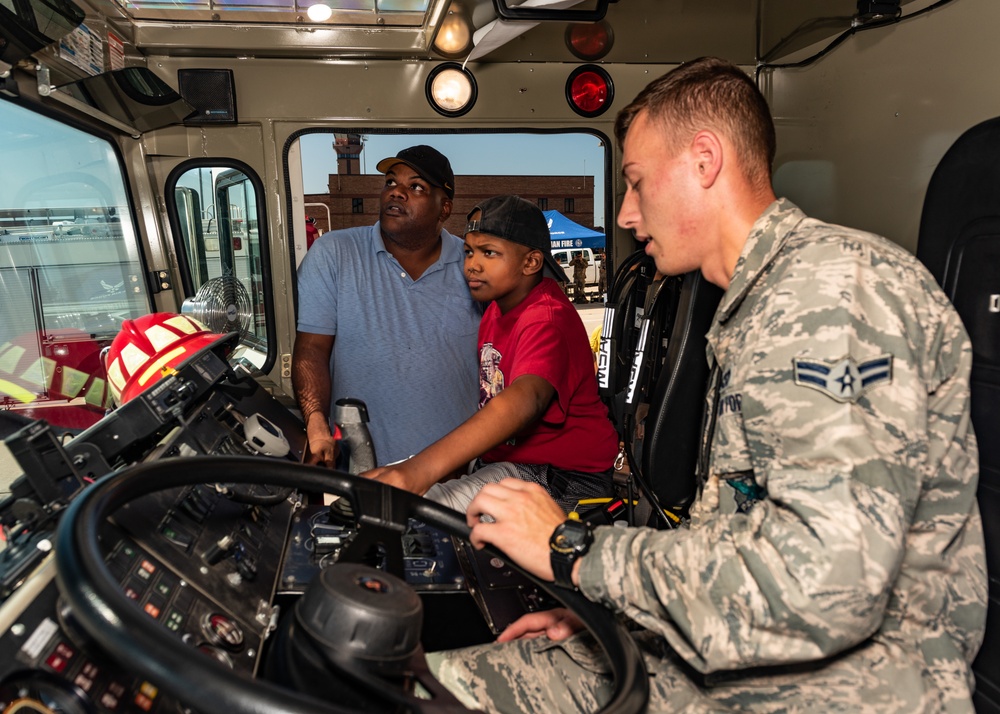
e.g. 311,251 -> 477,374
282,127 -> 614,318
164,158 -> 277,376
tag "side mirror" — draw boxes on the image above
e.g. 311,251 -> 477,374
491,0 -> 611,23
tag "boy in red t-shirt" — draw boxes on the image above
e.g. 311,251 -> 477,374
362,195 -> 619,512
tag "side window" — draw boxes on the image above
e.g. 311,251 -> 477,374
167,164 -> 273,373
288,131 -> 609,274
0,99 -> 151,429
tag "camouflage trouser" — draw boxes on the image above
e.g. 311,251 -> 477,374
427,631 -> 733,714
428,630 -> 964,713
573,276 -> 587,301
424,461 -> 614,513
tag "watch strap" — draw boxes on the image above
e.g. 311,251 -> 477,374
551,551 -> 576,589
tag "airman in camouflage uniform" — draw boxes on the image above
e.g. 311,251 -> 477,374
570,252 -> 589,303
429,58 -> 986,713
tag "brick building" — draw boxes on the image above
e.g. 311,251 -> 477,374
303,134 -> 598,238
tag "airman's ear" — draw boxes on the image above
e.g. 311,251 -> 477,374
691,129 -> 723,188
523,249 -> 544,276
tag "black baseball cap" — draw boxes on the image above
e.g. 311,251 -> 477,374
375,145 -> 455,199
465,195 -> 568,283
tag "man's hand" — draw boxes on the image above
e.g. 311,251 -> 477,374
306,435 -> 338,468
292,332 -> 337,467
466,479 -> 567,581
496,608 -> 584,643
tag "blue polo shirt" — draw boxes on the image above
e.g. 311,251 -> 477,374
296,223 -> 480,466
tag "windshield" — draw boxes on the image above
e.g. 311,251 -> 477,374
0,98 -> 151,430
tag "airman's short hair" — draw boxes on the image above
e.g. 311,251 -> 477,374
614,57 -> 776,193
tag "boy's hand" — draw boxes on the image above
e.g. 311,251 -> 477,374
362,464 -> 413,492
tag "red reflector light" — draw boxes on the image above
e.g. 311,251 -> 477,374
571,71 -> 607,112
566,65 -> 614,118
565,21 -> 614,61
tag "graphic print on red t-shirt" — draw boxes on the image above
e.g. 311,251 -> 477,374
479,342 -> 503,408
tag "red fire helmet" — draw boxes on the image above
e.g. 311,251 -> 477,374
105,313 -> 227,405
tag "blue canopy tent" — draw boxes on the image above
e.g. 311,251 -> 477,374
544,210 -> 605,251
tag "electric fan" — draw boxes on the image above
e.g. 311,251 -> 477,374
181,275 -> 253,340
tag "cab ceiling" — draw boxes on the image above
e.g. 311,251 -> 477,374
85,0 -> 937,63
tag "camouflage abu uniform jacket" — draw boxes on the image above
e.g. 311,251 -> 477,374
578,199 -> 987,711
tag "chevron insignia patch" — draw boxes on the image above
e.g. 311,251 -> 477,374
792,355 -> 893,403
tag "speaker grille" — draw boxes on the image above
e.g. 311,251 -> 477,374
177,69 -> 238,124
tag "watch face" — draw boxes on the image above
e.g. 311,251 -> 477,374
551,520 -> 590,554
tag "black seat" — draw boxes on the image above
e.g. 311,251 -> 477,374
916,116 -> 1000,712
600,263 -> 722,525
639,271 -> 723,514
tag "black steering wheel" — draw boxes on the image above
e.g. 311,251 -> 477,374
54,455 -> 648,714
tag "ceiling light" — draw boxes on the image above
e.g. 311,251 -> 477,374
426,63 -> 477,118
306,2 -> 333,22
433,11 -> 472,58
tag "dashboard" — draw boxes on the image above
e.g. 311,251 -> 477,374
0,340 -> 560,714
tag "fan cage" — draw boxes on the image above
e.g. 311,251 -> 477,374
181,276 -> 254,340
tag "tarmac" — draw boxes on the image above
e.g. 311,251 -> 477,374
574,298 -> 606,339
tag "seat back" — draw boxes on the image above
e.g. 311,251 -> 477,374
639,271 -> 723,514
916,116 -> 1000,712
599,261 -> 721,522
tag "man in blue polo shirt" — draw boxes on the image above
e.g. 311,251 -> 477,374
293,146 -> 480,467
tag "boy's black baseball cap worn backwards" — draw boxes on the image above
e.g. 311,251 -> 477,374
465,195 -> 568,283
375,145 -> 455,199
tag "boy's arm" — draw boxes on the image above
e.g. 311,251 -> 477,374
362,375 -> 555,495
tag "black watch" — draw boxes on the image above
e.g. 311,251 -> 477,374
549,518 -> 593,589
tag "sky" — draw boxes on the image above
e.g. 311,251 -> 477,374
299,131 -> 609,228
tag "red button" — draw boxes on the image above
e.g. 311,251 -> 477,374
45,652 -> 67,672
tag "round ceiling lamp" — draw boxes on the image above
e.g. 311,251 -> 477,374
426,63 -> 478,118
306,2 -> 332,22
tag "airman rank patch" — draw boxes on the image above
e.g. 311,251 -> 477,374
792,354 -> 893,403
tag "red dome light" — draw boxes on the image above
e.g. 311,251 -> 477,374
566,65 -> 614,118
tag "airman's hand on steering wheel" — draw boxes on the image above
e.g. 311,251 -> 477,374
466,479 -> 567,582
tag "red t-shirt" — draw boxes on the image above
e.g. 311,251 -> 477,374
479,278 -> 619,472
